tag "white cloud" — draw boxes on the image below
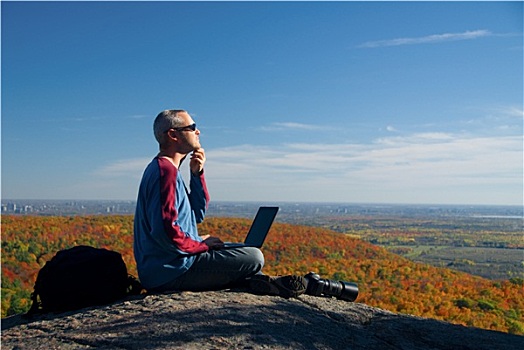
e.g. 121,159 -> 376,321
501,106 -> 524,119
259,122 -> 336,132
204,132 -> 522,205
127,114 -> 150,120
386,125 -> 397,132
359,30 -> 492,48
375,132 -> 455,145
65,158 -> 152,200
92,158 -> 151,178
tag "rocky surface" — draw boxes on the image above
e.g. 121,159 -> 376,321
2,290 -> 523,350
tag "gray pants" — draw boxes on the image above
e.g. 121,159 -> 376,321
152,247 -> 264,292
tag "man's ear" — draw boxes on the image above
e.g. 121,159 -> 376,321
167,130 -> 178,141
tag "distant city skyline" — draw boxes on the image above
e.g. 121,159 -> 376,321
3,199 -> 522,219
2,1 -> 522,205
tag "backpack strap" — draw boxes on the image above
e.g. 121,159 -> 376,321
24,288 -> 42,318
26,294 -> 38,316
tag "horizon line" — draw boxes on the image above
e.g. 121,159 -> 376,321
2,198 -> 522,208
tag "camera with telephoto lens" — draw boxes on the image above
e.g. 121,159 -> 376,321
304,272 -> 359,302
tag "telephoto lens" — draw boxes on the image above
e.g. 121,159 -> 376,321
304,272 -> 358,302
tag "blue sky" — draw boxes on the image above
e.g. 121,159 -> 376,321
2,1 -> 523,205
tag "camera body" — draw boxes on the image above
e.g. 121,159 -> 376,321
304,272 -> 358,302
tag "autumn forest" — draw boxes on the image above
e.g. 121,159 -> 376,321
1,214 -> 523,335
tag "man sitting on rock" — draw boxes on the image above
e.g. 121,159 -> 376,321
133,109 -> 306,298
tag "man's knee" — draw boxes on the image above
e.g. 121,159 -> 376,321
253,247 -> 265,267
242,247 -> 265,271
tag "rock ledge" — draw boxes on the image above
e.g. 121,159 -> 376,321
2,291 -> 522,349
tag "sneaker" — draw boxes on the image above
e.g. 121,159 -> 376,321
248,274 -> 307,298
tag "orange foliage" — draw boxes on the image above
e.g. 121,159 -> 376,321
1,215 -> 523,335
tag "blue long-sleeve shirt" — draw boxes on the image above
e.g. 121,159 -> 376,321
133,157 -> 210,289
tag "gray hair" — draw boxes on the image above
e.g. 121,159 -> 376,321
153,109 -> 187,145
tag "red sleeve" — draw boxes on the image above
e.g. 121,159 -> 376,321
157,157 -> 208,254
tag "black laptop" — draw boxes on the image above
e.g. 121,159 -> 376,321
222,206 -> 279,248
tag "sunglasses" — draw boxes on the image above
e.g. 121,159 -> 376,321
170,123 -> 197,132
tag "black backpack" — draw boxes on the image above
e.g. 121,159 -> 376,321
26,245 -> 142,315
